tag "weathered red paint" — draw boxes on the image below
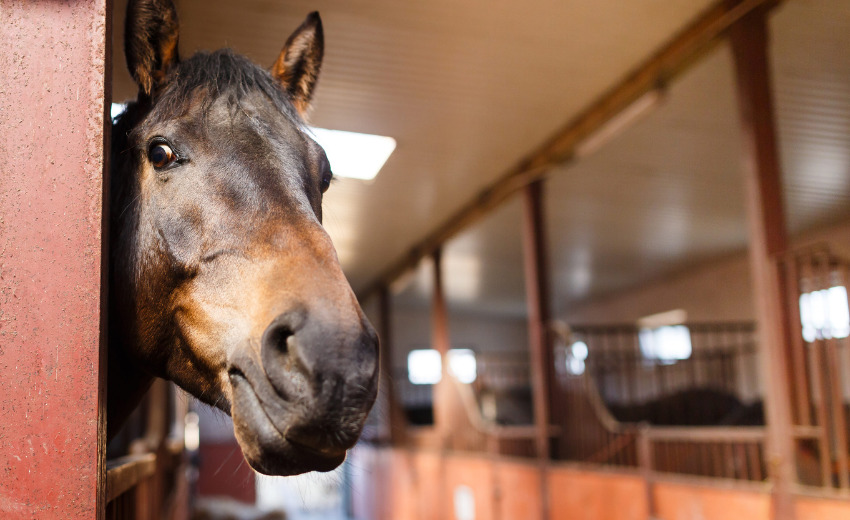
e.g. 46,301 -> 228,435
0,1 -> 110,518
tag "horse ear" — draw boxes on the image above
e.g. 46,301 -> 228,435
125,0 -> 180,96
271,12 -> 324,116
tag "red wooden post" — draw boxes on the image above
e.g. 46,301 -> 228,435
0,1 -> 110,518
729,5 -> 796,519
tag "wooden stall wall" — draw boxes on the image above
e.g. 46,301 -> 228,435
351,447 -> 850,520
653,483 -> 770,520
547,467 -> 647,520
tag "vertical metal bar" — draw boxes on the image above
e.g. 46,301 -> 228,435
811,339 -> 834,487
811,250 -> 837,489
748,443 -> 763,481
627,329 -> 638,403
619,330 -> 629,408
827,337 -> 849,489
701,442 -> 712,477
0,2 -> 110,518
688,329 -> 699,389
735,443 -> 746,480
730,5 -> 797,516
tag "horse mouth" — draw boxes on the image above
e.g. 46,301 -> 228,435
227,369 -> 349,475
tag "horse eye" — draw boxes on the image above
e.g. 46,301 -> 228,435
148,143 -> 176,170
320,169 -> 333,193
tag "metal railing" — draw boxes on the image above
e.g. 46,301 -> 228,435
784,244 -> 850,490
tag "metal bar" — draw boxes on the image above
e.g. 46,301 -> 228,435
826,337 -> 850,489
811,339 -> 834,488
748,443 -> 763,481
734,443 -> 746,480
811,249 -> 839,490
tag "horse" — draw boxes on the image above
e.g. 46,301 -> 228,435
109,0 -> 379,476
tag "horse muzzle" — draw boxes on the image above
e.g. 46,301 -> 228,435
227,306 -> 379,475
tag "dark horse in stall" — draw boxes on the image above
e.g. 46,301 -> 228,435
109,0 -> 378,475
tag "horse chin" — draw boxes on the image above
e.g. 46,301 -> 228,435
228,371 -> 347,476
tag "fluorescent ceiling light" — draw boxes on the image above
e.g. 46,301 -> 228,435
111,104 -> 396,181
309,127 -> 396,181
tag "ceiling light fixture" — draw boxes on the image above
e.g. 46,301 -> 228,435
309,127 -> 396,181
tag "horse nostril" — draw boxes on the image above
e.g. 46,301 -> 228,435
262,322 -> 293,356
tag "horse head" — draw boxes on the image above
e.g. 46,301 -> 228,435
109,0 -> 379,476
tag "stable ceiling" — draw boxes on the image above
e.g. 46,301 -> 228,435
111,0 -> 850,314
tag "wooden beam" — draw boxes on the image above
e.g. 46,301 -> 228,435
105,454 -> 157,503
361,0 -> 782,299
521,180 -> 553,520
729,5 -> 796,519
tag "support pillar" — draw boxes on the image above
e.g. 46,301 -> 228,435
730,6 -> 796,520
378,286 -> 406,444
431,249 -> 457,448
0,1 -> 111,518
522,180 -> 553,520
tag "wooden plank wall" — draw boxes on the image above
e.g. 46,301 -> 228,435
350,446 -> 850,520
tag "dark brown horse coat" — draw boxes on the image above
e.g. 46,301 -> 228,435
109,0 -> 378,476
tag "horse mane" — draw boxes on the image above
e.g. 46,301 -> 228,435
155,49 -> 305,123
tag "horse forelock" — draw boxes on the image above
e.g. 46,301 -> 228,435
115,49 -> 307,151
109,47 -> 313,243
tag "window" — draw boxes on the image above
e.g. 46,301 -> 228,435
639,325 -> 692,363
799,285 -> 850,342
637,309 -> 691,364
407,348 -> 478,384
407,349 -> 442,385
448,349 -> 477,384
565,340 -> 588,375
